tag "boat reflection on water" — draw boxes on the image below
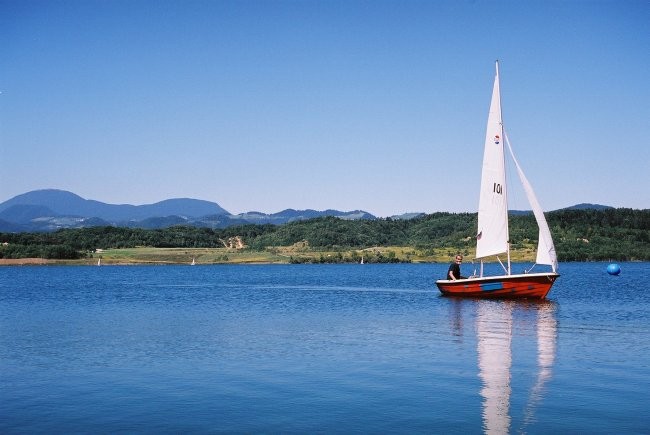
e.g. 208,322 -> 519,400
473,300 -> 557,434
477,301 -> 513,434
521,301 -> 557,431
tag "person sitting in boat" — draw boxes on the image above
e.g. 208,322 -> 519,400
447,255 -> 467,280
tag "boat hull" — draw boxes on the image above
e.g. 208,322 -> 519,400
435,272 -> 559,299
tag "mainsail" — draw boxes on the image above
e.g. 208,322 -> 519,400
476,62 -> 509,260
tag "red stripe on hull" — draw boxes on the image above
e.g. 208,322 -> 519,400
435,273 -> 559,299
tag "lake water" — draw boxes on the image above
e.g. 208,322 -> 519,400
1,262 -> 649,433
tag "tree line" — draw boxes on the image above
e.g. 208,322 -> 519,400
1,208 -> 648,261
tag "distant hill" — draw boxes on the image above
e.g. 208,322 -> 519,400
0,189 -> 377,232
509,203 -> 613,215
0,189 -> 229,222
390,212 -> 426,220
0,218 -> 27,233
560,203 -> 614,211
0,204 -> 57,223
0,189 -> 623,233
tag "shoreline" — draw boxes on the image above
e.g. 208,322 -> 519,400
0,258 -> 636,267
0,258 -> 50,266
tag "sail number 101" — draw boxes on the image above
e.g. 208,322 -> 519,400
493,183 -> 503,195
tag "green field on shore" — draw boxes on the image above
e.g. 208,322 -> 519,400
78,244 -> 540,265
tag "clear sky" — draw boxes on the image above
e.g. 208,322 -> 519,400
1,0 -> 648,217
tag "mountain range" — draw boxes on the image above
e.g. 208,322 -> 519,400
0,189 -> 614,233
0,189 -> 379,232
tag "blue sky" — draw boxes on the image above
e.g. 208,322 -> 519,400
1,0 -> 648,216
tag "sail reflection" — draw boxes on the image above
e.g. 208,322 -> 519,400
474,300 -> 557,434
477,301 -> 513,434
521,301 -> 557,431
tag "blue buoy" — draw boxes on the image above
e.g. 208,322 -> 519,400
607,263 -> 621,275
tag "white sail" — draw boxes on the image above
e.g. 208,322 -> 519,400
476,61 -> 509,259
505,133 -> 558,272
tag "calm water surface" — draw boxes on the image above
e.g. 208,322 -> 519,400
1,263 -> 649,433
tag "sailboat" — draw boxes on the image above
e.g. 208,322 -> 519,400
436,61 -> 559,299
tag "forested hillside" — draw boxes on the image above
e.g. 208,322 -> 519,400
1,208 -> 648,261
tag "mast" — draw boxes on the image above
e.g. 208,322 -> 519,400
496,61 -> 512,275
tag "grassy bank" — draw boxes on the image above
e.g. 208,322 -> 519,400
1,242 -> 542,266
89,246 -> 427,265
